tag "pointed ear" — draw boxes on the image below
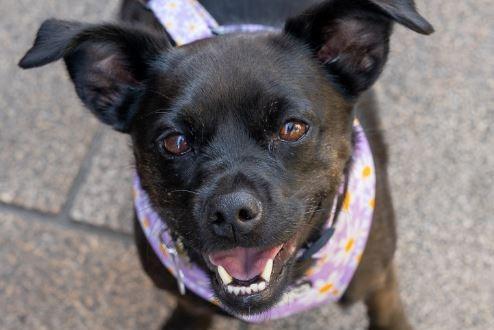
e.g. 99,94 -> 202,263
19,19 -> 170,132
284,0 -> 433,98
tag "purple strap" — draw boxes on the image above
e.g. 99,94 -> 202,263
148,0 -> 278,45
148,0 -> 218,45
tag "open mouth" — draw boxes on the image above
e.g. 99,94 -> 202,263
209,245 -> 282,296
206,236 -> 299,301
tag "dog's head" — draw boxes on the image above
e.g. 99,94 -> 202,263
19,0 -> 432,314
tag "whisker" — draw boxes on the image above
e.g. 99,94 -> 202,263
148,89 -> 172,100
166,189 -> 200,195
303,208 -> 331,215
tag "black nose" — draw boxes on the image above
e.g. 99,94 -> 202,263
209,191 -> 262,239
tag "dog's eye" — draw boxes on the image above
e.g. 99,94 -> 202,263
279,120 -> 309,142
161,133 -> 191,156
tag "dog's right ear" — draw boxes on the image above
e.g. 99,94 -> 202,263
19,19 -> 170,132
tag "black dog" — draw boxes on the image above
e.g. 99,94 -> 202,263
19,0 -> 433,329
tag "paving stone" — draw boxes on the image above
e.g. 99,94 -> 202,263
396,218 -> 494,330
374,1 -> 494,329
0,210 -> 167,329
71,129 -> 135,234
0,0 -> 121,213
248,303 -> 367,330
0,210 -> 239,330
375,0 -> 494,226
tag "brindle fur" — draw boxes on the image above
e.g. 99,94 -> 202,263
125,3 -> 411,328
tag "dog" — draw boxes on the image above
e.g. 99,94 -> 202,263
19,0 -> 433,329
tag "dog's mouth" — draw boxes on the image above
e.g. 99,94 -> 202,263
204,234 -> 299,312
209,244 -> 282,295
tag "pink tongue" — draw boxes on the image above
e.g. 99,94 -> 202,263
209,245 -> 283,281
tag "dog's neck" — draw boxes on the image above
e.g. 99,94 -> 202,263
198,0 -> 321,27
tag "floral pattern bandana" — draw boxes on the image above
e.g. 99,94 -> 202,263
134,0 -> 376,322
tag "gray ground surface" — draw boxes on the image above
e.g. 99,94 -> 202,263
1,0 -> 492,329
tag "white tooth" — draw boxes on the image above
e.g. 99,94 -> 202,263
261,259 -> 273,282
258,281 -> 267,291
250,283 -> 259,293
239,287 -> 246,295
233,286 -> 241,295
217,266 -> 233,285
227,285 -> 234,294
245,286 -> 252,295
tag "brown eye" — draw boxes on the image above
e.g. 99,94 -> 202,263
162,134 -> 191,155
279,120 -> 309,142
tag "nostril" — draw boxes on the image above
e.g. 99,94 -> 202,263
238,207 -> 255,222
211,211 -> 234,238
237,208 -> 259,221
211,211 -> 225,224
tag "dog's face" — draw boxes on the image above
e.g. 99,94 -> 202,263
133,35 -> 353,312
19,0 -> 432,314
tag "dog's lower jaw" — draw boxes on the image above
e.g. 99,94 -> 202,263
210,255 -> 294,315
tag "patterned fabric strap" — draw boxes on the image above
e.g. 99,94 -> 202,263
134,121 -> 376,323
148,0 -> 218,45
136,0 -> 377,322
148,0 -> 278,45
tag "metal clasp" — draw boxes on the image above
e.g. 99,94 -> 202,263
159,229 -> 186,295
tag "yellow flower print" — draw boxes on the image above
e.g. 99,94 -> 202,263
342,191 -> 351,211
305,267 -> 315,277
330,211 -> 366,266
344,237 -> 355,253
142,216 -> 150,229
316,272 -> 340,296
362,165 -> 372,178
319,282 -> 333,294
159,242 -> 169,257
164,20 -> 174,29
167,1 -> 177,10
187,23 -> 197,33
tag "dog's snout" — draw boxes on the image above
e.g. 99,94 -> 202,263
209,191 -> 262,239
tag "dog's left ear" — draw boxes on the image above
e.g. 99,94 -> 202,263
284,0 -> 433,98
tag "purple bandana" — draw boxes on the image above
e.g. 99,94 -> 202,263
134,0 -> 376,322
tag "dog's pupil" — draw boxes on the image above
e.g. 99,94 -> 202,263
280,121 -> 307,142
164,134 -> 189,155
